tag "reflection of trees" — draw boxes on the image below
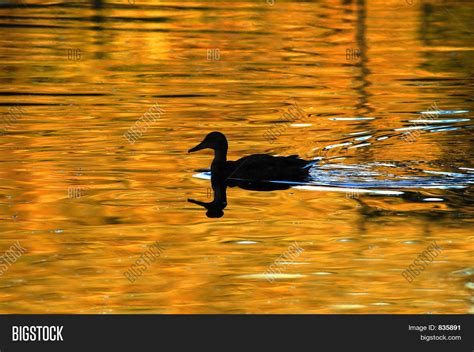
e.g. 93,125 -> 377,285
354,0 -> 372,115
418,1 -> 474,165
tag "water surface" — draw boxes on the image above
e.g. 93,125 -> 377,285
0,0 -> 473,313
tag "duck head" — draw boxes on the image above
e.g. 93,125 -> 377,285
188,132 -> 228,153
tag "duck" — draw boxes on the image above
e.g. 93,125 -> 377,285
188,132 -> 317,182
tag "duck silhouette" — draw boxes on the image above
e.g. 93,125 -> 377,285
188,131 -> 317,183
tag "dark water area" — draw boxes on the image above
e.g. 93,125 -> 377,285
0,0 -> 473,313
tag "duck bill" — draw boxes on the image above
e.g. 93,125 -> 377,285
188,198 -> 208,207
188,141 -> 207,153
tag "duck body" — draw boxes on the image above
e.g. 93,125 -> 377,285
189,132 -> 316,183
216,154 -> 312,182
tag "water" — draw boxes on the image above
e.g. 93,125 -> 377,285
0,0 -> 473,313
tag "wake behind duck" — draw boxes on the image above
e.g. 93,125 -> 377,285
188,131 -> 473,193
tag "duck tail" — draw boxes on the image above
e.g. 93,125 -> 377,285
303,160 -> 319,169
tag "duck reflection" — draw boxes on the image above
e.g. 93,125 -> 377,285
188,175 -> 227,218
187,173 -> 299,218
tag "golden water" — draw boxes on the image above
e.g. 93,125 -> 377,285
0,0 -> 472,313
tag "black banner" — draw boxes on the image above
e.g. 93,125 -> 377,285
0,314 -> 472,351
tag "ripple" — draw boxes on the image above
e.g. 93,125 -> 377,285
451,268 -> 474,276
295,185 -> 404,196
408,119 -> 470,123
371,302 -> 392,306
237,273 -> 306,280
277,261 -> 309,265
354,135 -> 372,141
349,143 -> 371,149
420,109 -> 469,115
329,117 -> 375,121
312,272 -> 335,275
429,127 -> 460,132
332,304 -> 365,309
291,123 -> 312,127
422,170 -> 465,177
323,142 -> 353,150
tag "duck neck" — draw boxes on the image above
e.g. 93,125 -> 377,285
213,147 -> 227,163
